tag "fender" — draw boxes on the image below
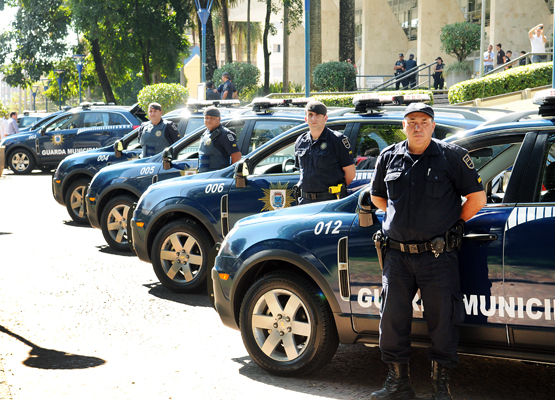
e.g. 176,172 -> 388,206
5,144 -> 37,167
62,168 -> 96,195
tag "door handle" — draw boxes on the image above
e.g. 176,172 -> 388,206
463,233 -> 498,241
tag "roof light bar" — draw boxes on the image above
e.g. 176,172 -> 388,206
533,89 -> 555,117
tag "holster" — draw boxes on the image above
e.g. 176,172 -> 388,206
446,219 -> 465,252
372,230 -> 386,270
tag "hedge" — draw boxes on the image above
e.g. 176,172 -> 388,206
312,90 -> 434,107
313,61 -> 357,91
137,83 -> 189,113
448,62 -> 553,104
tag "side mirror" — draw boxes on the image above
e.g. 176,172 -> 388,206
357,187 -> 375,228
234,160 -> 249,188
40,128 -> 46,136
113,140 -> 124,158
162,147 -> 174,170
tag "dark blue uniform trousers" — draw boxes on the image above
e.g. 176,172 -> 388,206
380,248 -> 463,369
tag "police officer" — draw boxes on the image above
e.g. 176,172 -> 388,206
405,54 -> 417,88
294,100 -> 355,204
394,53 -> 406,90
198,106 -> 241,173
138,103 -> 180,158
370,103 -> 486,400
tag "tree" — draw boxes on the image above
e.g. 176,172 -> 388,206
440,22 -> 481,63
309,0 -> 321,89
220,0 -> 233,64
339,0 -> 355,63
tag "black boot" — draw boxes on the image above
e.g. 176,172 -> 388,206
431,361 -> 452,400
370,363 -> 415,399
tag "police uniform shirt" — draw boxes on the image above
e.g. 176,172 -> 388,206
405,59 -> 417,71
198,124 -> 239,172
138,119 -> 180,157
371,138 -> 483,243
222,81 -> 237,99
294,126 -> 354,193
394,60 -> 406,75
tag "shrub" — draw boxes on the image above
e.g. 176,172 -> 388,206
313,90 -> 435,107
241,81 -> 304,102
212,63 -> 261,95
312,61 -> 357,92
440,22 -> 481,63
448,62 -> 552,104
137,83 -> 189,114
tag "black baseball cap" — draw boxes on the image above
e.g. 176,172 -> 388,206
404,102 -> 434,120
399,53 -> 404,57
204,106 -> 221,117
305,100 -> 327,116
149,102 -> 162,111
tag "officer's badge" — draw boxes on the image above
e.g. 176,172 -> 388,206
156,130 -> 162,137
462,154 -> 474,169
206,138 -> 212,146
259,182 -> 295,211
227,134 -> 235,142
50,134 -> 64,146
320,142 -> 327,150
342,137 -> 351,149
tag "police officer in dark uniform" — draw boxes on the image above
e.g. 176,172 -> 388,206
198,106 -> 241,173
294,100 -> 355,204
405,54 -> 417,88
138,103 -> 180,158
394,53 -> 406,90
370,103 -> 486,400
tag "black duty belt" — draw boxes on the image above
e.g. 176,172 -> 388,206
300,189 -> 336,200
386,238 -> 433,254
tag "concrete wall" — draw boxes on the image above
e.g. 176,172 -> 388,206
322,0 -> 340,62
490,0 -> 551,59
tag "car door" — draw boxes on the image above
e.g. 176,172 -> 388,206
75,112 -> 114,151
37,112 -> 81,164
504,132 -> 555,352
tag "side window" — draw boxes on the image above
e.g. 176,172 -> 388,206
253,142 -> 297,175
539,136 -> 555,203
222,119 -> 247,139
248,120 -> 299,153
435,125 -> 461,140
45,114 -> 80,132
83,112 -> 107,128
109,113 -> 130,126
183,118 -> 205,136
355,124 -> 406,170
177,139 -> 201,161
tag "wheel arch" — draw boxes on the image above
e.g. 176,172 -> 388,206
62,170 -> 95,202
6,145 -> 38,168
97,185 -> 142,222
230,249 -> 341,330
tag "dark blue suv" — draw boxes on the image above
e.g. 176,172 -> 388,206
129,95 -> 483,294
212,92 -> 555,377
53,101 -> 243,225
1,103 -> 147,174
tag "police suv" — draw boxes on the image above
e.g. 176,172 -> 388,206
211,90 -> 555,377
129,94 -> 484,294
86,98 -> 322,252
52,100 -> 242,225
1,103 -> 147,174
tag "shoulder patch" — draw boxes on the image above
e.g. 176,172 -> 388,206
342,137 -> 351,149
171,122 -> 177,130
227,133 -> 235,142
462,153 -> 474,169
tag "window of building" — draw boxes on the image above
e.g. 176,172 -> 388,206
388,0 -> 418,41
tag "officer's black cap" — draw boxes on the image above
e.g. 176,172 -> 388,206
149,102 -> 162,111
204,106 -> 220,118
409,54 -> 414,58
305,100 -> 327,116
404,102 -> 434,120
399,53 -> 404,57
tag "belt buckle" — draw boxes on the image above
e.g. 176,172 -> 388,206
408,244 -> 418,253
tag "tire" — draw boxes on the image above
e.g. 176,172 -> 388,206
151,219 -> 214,294
64,178 -> 90,225
239,272 -> 339,377
9,149 -> 36,175
101,195 -> 136,252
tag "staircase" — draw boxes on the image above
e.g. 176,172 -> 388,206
433,90 -> 450,105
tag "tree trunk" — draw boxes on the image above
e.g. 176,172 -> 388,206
263,0 -> 271,94
221,0 -> 233,65
206,14 -> 218,81
90,37 -> 116,104
247,0 -> 251,64
309,0 -> 321,90
339,0 -> 355,63
282,4 -> 289,93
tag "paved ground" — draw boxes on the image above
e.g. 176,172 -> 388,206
0,170 -> 554,400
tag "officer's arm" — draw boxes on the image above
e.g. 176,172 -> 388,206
371,195 -> 387,212
230,151 -> 241,164
222,90 -> 229,99
343,164 -> 355,186
460,190 -> 486,221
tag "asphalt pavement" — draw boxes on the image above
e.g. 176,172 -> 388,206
0,170 -> 553,400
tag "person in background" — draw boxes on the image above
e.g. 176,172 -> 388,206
504,51 -> 516,69
496,43 -> 506,68
405,54 -> 417,88
393,54 -> 406,90
529,24 -> 547,63
6,112 -> 19,136
483,44 -> 494,74
206,82 -> 220,100
519,50 -> 528,66
433,57 -> 445,90
221,72 -> 238,100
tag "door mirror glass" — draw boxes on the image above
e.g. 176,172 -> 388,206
162,147 -> 174,170
357,186 -> 375,227
113,140 -> 123,158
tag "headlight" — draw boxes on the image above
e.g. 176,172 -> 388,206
219,225 -> 239,256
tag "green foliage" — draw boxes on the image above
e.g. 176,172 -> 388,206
313,90 -> 435,107
440,22 -> 481,63
444,61 -> 473,76
212,62 -> 261,94
0,100 -> 8,119
448,62 -> 552,104
137,83 -> 189,114
312,62 -> 357,92
240,81 -> 303,102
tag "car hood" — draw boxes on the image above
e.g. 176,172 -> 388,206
235,201 -> 331,228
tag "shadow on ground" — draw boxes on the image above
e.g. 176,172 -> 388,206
144,282 -> 212,308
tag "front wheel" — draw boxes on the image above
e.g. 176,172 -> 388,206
239,272 -> 339,377
64,178 -> 90,225
151,219 -> 214,293
9,149 -> 36,175
101,195 -> 136,252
